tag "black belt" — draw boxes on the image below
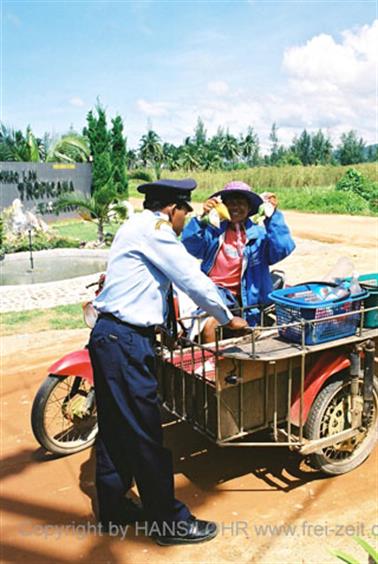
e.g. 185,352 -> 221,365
98,312 -> 155,336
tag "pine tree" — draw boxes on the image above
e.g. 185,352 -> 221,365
111,115 -> 128,197
293,129 -> 312,166
311,130 -> 333,165
338,131 -> 366,165
193,117 -> 207,145
83,102 -> 112,194
269,123 -> 279,165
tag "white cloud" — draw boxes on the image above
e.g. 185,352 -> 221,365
69,97 -> 85,108
136,99 -> 171,117
207,81 -> 230,96
280,20 -> 377,142
283,21 -> 377,94
127,20 -> 377,149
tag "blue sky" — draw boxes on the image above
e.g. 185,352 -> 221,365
2,0 -> 377,150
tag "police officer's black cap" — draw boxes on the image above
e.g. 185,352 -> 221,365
137,178 -> 197,209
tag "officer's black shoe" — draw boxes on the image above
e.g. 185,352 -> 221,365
153,516 -> 218,546
100,497 -> 146,531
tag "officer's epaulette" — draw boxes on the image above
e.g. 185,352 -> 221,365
155,219 -> 172,230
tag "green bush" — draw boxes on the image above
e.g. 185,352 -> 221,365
3,231 -> 80,253
0,214 -> 3,248
277,186 -> 370,214
336,167 -> 378,212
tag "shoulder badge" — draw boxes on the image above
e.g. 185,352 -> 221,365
155,219 -> 172,230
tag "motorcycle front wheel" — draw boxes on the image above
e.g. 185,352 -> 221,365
304,376 -> 378,475
31,374 -> 98,456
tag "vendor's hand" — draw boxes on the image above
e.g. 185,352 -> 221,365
202,196 -> 222,216
225,316 -> 249,331
261,192 -> 278,209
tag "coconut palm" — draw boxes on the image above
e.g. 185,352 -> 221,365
0,124 -> 44,162
0,123 -> 89,163
201,149 -> 223,171
139,130 -> 163,167
55,167 -> 152,243
126,149 -> 139,169
179,146 -> 200,171
162,143 -> 180,171
55,185 -> 126,243
46,133 -> 90,163
220,132 -> 240,163
241,127 -> 260,166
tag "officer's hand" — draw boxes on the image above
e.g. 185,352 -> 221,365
225,316 -> 249,331
202,197 -> 222,216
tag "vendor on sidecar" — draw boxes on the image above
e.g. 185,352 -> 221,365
181,181 -> 296,342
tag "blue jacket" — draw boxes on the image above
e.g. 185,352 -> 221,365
182,211 -> 295,325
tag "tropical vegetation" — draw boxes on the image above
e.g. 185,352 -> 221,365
1,111 -> 377,171
1,103 -> 377,247
55,102 -> 150,242
0,124 -> 89,163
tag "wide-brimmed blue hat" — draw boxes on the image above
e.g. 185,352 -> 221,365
138,178 -> 197,210
210,181 -> 262,215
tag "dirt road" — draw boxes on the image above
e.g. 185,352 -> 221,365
1,329 -> 377,563
1,210 -> 377,563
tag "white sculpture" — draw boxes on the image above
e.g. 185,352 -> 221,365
3,199 -> 49,235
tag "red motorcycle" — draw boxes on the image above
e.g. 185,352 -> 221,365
30,277 -> 104,456
31,273 -> 378,477
30,272 -> 284,456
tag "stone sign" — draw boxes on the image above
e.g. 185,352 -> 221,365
0,162 -> 92,219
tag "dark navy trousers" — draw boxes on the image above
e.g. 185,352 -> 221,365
88,315 -> 190,525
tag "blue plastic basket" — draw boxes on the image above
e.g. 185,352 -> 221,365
269,283 -> 369,345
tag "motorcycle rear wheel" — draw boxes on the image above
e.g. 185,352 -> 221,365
31,374 -> 98,456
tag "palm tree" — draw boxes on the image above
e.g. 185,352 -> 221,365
241,127 -> 260,165
126,149 -> 139,169
220,132 -> 240,163
179,146 -> 200,171
46,133 -> 90,163
54,166 -> 153,243
162,143 -> 180,171
0,124 -> 44,162
0,124 -> 89,163
139,130 -> 163,167
201,149 -> 223,171
55,184 -> 128,243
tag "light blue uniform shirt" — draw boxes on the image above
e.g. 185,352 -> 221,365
94,210 -> 233,328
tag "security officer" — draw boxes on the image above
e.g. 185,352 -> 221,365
89,178 -> 247,546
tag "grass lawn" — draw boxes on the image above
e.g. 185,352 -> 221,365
0,304 -> 85,336
51,219 -> 119,241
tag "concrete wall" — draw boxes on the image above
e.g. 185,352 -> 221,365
0,162 -> 92,220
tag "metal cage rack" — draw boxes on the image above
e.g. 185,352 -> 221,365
156,303 -> 378,455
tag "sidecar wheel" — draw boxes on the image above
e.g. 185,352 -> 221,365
31,374 -> 98,456
304,376 -> 378,475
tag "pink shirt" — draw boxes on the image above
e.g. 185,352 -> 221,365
209,225 -> 246,296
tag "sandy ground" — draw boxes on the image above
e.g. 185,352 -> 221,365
1,211 -> 377,563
